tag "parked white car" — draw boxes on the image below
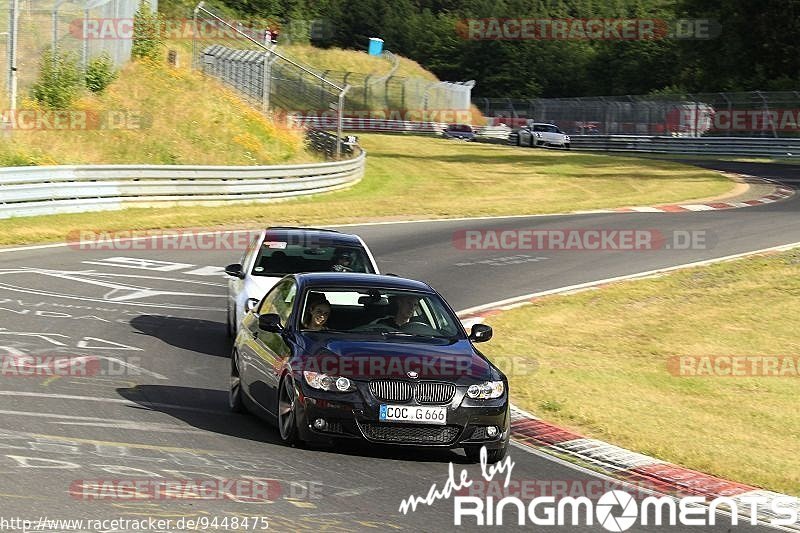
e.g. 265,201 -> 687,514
224,227 -> 379,337
513,123 -> 570,149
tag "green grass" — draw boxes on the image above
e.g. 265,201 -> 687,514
482,249 -> 800,496
279,44 -> 438,81
2,60 -> 312,166
0,134 -> 732,246
625,152 -> 800,165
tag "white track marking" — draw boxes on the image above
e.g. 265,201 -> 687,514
0,391 -> 228,415
0,331 -> 68,346
458,240 -> 800,316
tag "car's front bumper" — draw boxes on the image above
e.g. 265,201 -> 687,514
294,382 -> 509,450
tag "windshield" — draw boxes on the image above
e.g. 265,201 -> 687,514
299,288 -> 463,339
252,242 -> 374,276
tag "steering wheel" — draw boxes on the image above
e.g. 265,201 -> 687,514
401,320 -> 438,336
331,264 -> 353,272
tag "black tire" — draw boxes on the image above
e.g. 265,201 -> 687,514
465,444 -> 507,464
277,375 -> 302,446
564,143 -> 571,150
515,134 -> 522,146
229,350 -> 246,413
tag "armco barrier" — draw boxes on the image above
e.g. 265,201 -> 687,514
0,151 -> 365,219
569,135 -> 800,157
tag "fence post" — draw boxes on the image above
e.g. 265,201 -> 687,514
336,85 -> 351,160
8,0 -> 19,112
81,7 -> 89,71
261,51 -> 271,112
192,2 -> 203,70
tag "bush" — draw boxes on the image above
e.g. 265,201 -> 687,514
30,50 -> 83,109
85,53 -> 118,93
132,1 -> 163,61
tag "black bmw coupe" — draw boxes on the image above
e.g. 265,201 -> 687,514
229,272 -> 510,463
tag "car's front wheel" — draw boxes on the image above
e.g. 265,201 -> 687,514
277,375 -> 302,446
229,350 -> 246,413
465,444 -> 507,464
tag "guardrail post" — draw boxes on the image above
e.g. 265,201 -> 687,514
336,85 -> 351,160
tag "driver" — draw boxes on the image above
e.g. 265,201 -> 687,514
331,249 -> 355,272
376,294 -> 420,329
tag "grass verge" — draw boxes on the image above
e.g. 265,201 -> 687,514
0,134 -> 733,246
482,249 -> 800,496
1,60 -> 312,166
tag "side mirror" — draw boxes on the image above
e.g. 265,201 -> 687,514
244,298 -> 259,313
258,313 -> 283,333
225,263 -> 245,279
469,323 -> 493,343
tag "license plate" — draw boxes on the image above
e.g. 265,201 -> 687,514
379,405 -> 446,425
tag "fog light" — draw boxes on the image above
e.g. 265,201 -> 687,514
486,426 -> 498,437
313,418 -> 327,430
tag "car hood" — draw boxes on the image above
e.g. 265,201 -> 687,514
294,337 -> 496,382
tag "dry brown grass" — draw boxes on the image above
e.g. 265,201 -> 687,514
483,249 -> 800,495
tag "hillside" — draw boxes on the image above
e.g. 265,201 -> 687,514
278,44 -> 438,81
1,59 -> 314,166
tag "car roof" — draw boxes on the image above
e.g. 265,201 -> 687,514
293,272 -> 435,292
263,227 -> 363,246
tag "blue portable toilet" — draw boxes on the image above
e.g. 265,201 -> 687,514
368,37 -> 384,56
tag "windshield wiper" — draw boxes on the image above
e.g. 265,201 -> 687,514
381,331 -> 456,341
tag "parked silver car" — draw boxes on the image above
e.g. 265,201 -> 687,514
513,123 -> 570,149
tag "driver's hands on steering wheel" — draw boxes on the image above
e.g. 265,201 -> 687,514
332,264 -> 353,272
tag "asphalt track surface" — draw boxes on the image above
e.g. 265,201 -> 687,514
0,161 -> 797,532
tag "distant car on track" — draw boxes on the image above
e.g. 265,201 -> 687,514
511,123 -> 570,149
442,123 -> 476,141
228,272 -> 510,463
224,227 -> 378,337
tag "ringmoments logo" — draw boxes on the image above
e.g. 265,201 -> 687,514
398,449 -> 798,530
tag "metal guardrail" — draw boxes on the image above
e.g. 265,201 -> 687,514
472,127 -> 800,156
0,152 -> 366,219
306,129 -> 360,159
569,135 -> 800,157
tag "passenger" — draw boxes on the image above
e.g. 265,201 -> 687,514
302,292 -> 331,331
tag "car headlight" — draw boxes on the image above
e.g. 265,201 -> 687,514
466,381 -> 505,399
565,135 -> 570,141
303,371 -> 356,392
